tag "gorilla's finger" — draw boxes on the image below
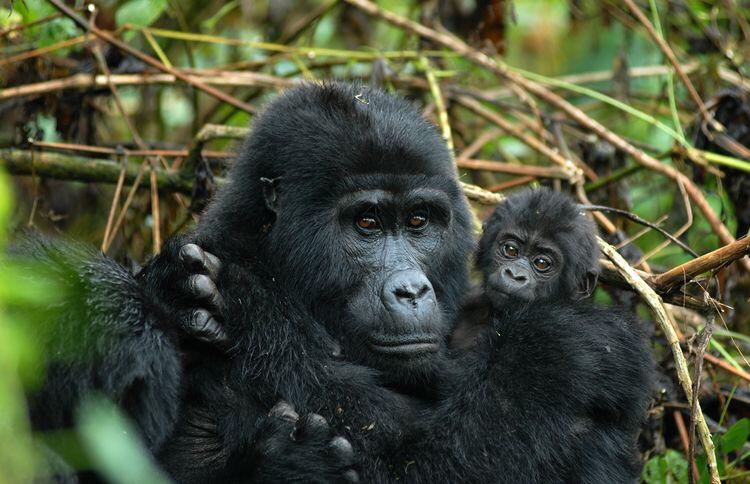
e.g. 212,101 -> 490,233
179,244 -> 222,279
187,274 -> 225,311
294,413 -> 330,441
329,436 -> 355,466
342,469 -> 360,483
269,401 -> 299,423
202,251 -> 222,278
180,308 -> 228,346
179,244 -> 208,273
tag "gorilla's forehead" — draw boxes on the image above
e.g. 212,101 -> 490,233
336,185 -> 452,211
331,173 -> 459,200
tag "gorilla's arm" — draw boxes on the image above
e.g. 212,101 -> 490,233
18,236 -> 183,450
156,257 -> 405,483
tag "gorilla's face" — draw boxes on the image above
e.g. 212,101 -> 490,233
219,83 -> 473,390
336,184 -> 454,384
481,226 -> 564,305
265,173 -> 470,389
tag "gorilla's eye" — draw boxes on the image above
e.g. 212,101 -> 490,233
533,256 -> 552,272
502,243 -> 519,258
355,215 -> 380,232
407,212 -> 428,229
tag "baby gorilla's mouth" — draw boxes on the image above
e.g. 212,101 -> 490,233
369,335 -> 440,357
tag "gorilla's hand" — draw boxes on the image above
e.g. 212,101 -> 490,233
175,243 -> 228,347
252,401 -> 360,483
138,239 -> 228,350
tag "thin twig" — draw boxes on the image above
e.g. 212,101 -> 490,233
688,309 -> 715,484
420,56 -> 454,151
89,40 -> 162,253
674,410 -> 701,482
101,149 -> 127,252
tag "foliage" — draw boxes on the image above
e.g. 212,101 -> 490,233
2,0 -> 750,481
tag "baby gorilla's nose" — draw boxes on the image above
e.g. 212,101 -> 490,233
382,270 -> 436,317
504,267 -> 528,283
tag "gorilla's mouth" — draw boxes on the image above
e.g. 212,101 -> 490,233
369,335 -> 440,357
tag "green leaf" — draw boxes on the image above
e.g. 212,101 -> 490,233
76,397 -> 170,484
721,418 -> 750,454
0,171 -> 11,242
115,0 -> 168,29
642,449 -> 688,484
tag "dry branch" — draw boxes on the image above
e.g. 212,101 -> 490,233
652,237 -> 750,292
0,149 -> 192,194
455,159 -> 569,178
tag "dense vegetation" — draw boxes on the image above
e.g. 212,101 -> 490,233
1,1 -> 750,482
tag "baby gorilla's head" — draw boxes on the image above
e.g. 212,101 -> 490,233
476,188 -> 600,308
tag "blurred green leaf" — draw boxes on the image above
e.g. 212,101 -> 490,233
159,88 -> 193,129
77,397 -> 170,484
0,172 -> 10,242
116,0 -> 168,29
721,419 -> 750,454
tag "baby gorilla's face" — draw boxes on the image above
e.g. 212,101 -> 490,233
482,228 -> 564,307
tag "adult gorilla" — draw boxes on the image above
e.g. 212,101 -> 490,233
150,82 -> 477,481
26,82 -> 475,481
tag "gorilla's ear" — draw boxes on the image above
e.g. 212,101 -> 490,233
260,177 -> 282,214
573,271 -> 598,301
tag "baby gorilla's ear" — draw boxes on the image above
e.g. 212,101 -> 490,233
573,271 -> 599,301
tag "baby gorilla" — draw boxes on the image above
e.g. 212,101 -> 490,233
399,188 -> 652,482
477,188 -> 599,305
451,188 -> 600,349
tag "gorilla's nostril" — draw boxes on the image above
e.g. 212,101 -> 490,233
394,287 -> 416,300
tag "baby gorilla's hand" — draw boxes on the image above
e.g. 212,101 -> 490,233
253,401 -> 360,483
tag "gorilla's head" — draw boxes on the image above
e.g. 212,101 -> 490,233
200,82 -> 473,388
476,188 -> 600,307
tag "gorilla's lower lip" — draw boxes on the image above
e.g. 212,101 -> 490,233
369,336 -> 440,356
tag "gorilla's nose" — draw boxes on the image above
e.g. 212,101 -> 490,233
382,270 -> 436,317
504,267 -> 528,283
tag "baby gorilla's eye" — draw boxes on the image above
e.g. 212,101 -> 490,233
407,211 -> 428,229
356,215 -> 380,232
533,256 -> 552,272
502,243 -> 519,258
